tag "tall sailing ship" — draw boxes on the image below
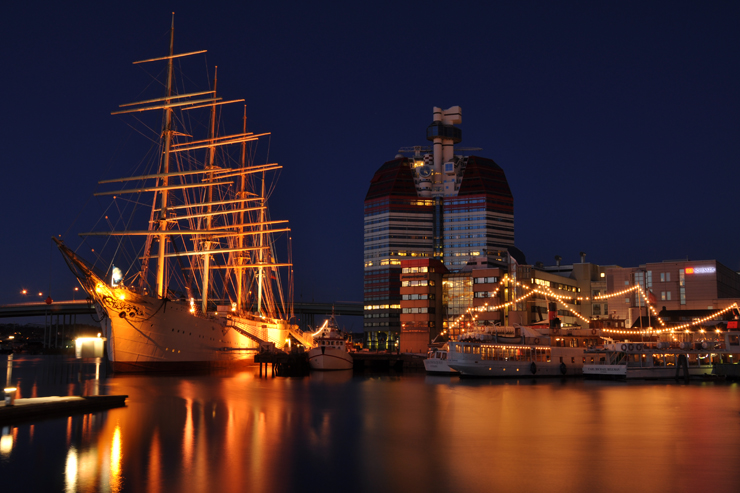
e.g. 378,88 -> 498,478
55,18 -> 307,371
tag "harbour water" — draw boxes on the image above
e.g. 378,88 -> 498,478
2,355 -> 740,492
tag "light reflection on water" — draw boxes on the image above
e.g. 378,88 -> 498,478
2,356 -> 740,492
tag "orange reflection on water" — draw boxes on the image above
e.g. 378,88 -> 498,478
183,396 -> 194,471
66,416 -> 72,447
148,429 -> 161,493
64,446 -> 77,493
15,366 -> 740,492
0,428 -> 13,457
110,423 -> 122,492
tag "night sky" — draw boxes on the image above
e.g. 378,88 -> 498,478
1,1 -> 739,310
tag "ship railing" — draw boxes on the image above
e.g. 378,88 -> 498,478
287,326 -> 316,349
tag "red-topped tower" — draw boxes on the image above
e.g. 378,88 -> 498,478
363,106 -> 516,350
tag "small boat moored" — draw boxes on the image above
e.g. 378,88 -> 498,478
423,344 -> 458,375
308,317 -> 353,371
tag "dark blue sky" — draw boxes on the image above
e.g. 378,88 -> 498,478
1,1 -> 738,306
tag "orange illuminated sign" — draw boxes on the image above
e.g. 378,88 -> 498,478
685,267 -> 694,274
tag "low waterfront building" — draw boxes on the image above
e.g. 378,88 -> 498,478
607,260 -> 740,328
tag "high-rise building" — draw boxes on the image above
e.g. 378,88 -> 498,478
363,106 -> 515,349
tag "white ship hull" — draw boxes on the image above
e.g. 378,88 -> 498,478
446,340 -> 586,378
94,292 -> 290,372
448,359 -> 580,377
308,347 -> 353,370
583,363 -> 714,379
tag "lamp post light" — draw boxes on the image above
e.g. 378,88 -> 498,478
73,287 -> 79,301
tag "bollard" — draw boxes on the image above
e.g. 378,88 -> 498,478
4,387 -> 17,406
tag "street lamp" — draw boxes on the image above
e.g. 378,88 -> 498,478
73,287 -> 79,301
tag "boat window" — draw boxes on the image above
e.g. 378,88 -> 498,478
441,353 -> 447,360
730,335 -> 739,346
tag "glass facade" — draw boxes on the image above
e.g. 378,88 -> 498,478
443,274 -> 472,340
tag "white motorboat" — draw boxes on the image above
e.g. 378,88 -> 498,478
308,318 -> 354,371
423,345 -> 458,374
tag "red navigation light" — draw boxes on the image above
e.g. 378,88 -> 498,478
685,267 -> 694,274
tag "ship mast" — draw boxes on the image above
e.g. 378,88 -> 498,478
236,105 -> 247,311
257,172 -> 265,316
201,67 -> 218,314
156,14 -> 176,299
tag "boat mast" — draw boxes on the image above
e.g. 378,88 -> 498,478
257,172 -> 265,316
236,105 -> 247,311
201,67 -> 218,314
156,14 -> 176,299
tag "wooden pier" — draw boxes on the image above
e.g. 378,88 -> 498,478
255,352 -> 310,377
0,395 -> 128,425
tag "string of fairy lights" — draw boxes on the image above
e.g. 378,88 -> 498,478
441,274 -> 740,338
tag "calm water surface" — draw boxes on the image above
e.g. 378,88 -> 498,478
2,355 -> 740,492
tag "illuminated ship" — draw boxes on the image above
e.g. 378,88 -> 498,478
583,329 -> 740,379
308,317 -> 353,371
445,325 -> 599,377
54,18 -> 309,372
